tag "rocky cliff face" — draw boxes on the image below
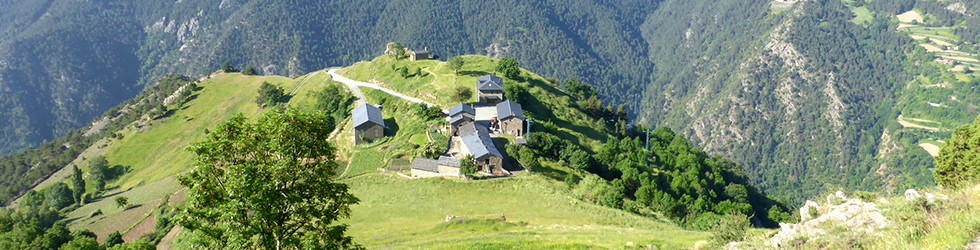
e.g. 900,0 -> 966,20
638,0 -> 924,203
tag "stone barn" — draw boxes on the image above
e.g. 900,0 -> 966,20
410,47 -> 429,61
448,103 -> 476,136
458,123 -> 506,176
352,103 -> 385,145
409,156 -> 461,178
476,75 -> 504,105
495,101 -> 524,136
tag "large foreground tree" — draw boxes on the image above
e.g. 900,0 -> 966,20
177,110 -> 360,249
936,115 -> 980,188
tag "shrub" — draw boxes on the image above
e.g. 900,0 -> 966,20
711,213 -> 749,244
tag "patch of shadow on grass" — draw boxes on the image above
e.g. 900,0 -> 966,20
459,70 -> 491,77
384,118 -> 399,137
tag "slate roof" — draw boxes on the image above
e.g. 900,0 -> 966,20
496,101 -> 524,120
459,123 -> 503,159
449,103 -> 475,118
352,103 -> 384,129
411,158 -> 439,173
477,75 -> 504,91
449,115 -> 471,126
438,156 -> 461,168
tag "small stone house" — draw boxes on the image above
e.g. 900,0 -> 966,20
458,123 -> 506,176
448,103 -> 476,136
410,158 -> 441,178
410,47 -> 429,61
495,101 -> 524,136
477,75 -> 504,105
409,156 -> 461,178
352,103 -> 385,145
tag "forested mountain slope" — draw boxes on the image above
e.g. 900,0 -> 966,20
2,0 -> 980,204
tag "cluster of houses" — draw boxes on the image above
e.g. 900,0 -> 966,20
346,57 -> 528,179
411,74 -> 527,178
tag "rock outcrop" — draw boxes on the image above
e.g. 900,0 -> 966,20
767,192 -> 890,248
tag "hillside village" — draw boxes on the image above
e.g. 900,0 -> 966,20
351,72 -> 526,179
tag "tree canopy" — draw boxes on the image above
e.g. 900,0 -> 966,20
935,115 -> 980,188
178,110 -> 360,249
495,58 -> 520,79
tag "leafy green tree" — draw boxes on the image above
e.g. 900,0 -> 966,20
503,82 -> 529,104
58,235 -> 100,250
388,42 -> 405,59
460,155 -> 477,177
447,56 -> 465,76
45,182 -> 73,210
711,213 -> 749,245
397,66 -> 409,78
495,58 -> 520,79
89,156 -> 109,193
177,110 -> 360,250
70,165 -> 85,205
221,62 -> 237,73
107,239 -> 156,250
936,116 -> 980,188
242,66 -> 257,75
115,196 -> 129,209
256,82 -> 288,108
104,231 -> 124,248
451,86 -> 472,103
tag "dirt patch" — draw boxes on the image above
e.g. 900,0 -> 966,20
920,44 -> 942,52
950,65 -> 967,72
85,202 -> 157,242
898,23 -> 916,29
931,38 -> 953,46
908,34 -> 927,40
897,115 -> 941,132
918,143 -> 940,157
942,55 -> 980,63
157,226 -> 182,250
897,10 -> 923,23
123,213 -> 156,242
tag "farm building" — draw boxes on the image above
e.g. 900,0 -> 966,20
352,103 -> 385,145
449,103 -> 475,120
448,103 -> 476,136
409,156 -> 461,178
458,123 -> 506,176
495,101 -> 524,136
410,48 -> 429,61
449,115 -> 473,136
476,75 -> 504,105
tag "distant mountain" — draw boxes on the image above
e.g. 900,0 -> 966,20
2,0 -> 979,203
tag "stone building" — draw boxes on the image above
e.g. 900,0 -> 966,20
448,103 -> 476,136
458,123 -> 506,176
476,75 -> 504,105
352,103 -> 385,145
409,156 -> 461,178
410,47 -> 429,61
495,101 -> 524,136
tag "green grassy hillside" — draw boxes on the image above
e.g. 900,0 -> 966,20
340,173 -> 707,249
8,61 -> 716,249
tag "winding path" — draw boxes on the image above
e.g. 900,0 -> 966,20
327,68 -> 436,108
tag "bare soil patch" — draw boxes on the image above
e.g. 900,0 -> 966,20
918,143 -> 940,157
920,44 -> 942,52
908,34 -> 927,40
897,115 -> 941,132
122,213 -> 156,242
942,55 -> 980,63
897,10 -> 923,23
931,38 -> 953,46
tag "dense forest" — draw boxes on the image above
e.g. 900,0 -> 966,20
2,0 -> 980,204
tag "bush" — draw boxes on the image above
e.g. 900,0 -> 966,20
712,213 -> 750,244
495,58 -> 520,79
